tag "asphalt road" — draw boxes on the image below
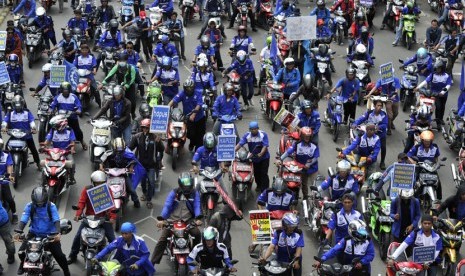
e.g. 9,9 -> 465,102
0,0 -> 464,275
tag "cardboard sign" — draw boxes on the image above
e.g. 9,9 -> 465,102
380,62 -> 394,85
413,246 -> 436,263
217,135 -> 236,161
50,65 -> 67,88
390,163 -> 416,200
274,108 -> 300,129
0,62 -> 10,86
286,16 -> 317,41
249,210 -> 272,244
0,31 -> 7,51
150,105 -> 170,133
86,184 -> 115,214
359,0 -> 373,6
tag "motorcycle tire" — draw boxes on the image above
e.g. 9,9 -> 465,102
171,147 -> 178,170
444,256 -> 457,276
406,36 -> 412,50
47,185 -> 56,204
177,263 -> 188,276
183,9 -> 189,28
13,163 -> 20,188
38,120 -> 47,143
86,259 -> 93,276
337,29 -> 343,45
115,210 -> 122,232
379,231 -> 391,261
27,52 -> 33,69
237,189 -> 247,211
333,123 -> 339,142
318,79 -> 327,99
271,109 -> 278,131
402,96 -> 411,112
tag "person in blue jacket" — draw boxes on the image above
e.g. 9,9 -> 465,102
316,219 -> 374,275
388,214 -> 442,275
223,50 -> 255,109
212,83 -> 242,136
274,57 -> 301,100
191,59 -> 216,96
346,43 -> 373,66
96,19 -> 122,49
150,0 -> 174,20
390,189 -> 421,242
373,152 -> 411,195
310,0 -> 331,27
229,26 -> 256,54
257,177 -> 296,212
152,173 -> 202,264
328,68 -> 360,123
150,56 -> 179,104
152,35 -> 178,65
93,222 -> 155,276
194,36 -> 216,66
67,9 -> 89,37
353,26 -> 374,56
316,19 -> 332,45
6,54 -> 22,86
438,0 -> 461,26
31,7 -> 56,49
318,162 -> 360,203
403,48 -> 433,82
49,30 -> 78,64
13,0 -> 36,17
192,133 -> 227,181
352,100 -> 388,169
297,100 -> 321,144
33,63 -> 60,96
73,43 -> 101,107
341,123 -> 381,166
392,1 -> 421,46
274,0 -> 295,17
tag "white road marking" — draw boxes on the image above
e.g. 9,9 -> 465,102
58,185 -> 72,219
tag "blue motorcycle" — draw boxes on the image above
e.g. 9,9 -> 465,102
324,94 -> 346,142
399,59 -> 418,112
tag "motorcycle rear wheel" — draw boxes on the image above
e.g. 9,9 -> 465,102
13,163 -> 20,188
177,263 -> 188,276
444,255 -> 457,276
27,52 -> 34,69
38,120 -> 47,143
86,259 -> 93,276
337,29 -> 343,45
332,123 -> 339,142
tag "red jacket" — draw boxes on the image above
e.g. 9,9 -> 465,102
75,185 -> 117,220
330,0 -> 354,13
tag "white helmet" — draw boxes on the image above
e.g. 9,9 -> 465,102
418,104 -> 430,117
355,44 -> 367,55
42,63 -> 52,72
208,18 -> 217,26
284,57 -> 295,65
400,189 -> 414,199
336,160 -> 351,172
197,59 -> 207,68
90,170 -> 107,185
36,7 -> 46,16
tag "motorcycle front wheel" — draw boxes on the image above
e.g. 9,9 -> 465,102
13,163 -> 20,188
177,263 -> 188,276
86,258 -> 93,276
379,231 -> 391,261
333,122 -> 339,142
444,255 -> 457,276
270,109 -> 278,131
171,147 -> 178,170
27,52 -> 34,69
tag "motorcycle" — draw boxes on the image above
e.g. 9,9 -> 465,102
386,242 -> 425,276
48,50 -> 63,65
99,81 -> 118,107
7,129 -> 31,188
144,81 -> 163,109
413,157 -> 446,211
324,94 -> 346,142
400,14 -> 417,50
226,70 -> 241,98
197,167 -> 222,222
278,129 -> 299,156
208,11 -> 223,31
312,48 -> 334,99
1,83 -> 22,113
399,61 -> 418,112
100,47 -> 118,76
403,119 -> 431,151
76,69 -> 94,113
25,24 -> 45,69
217,114 -> 237,136
433,217 -> 465,275
428,0 -> 440,12
70,27 -> 85,49
31,88 -> 54,143
418,87 -> 436,112
332,8 -> 347,45
278,36 -> 291,60
257,0 -> 274,30
188,260 -> 238,276
251,254 -> 298,276
119,0 -> 135,26
457,258 -> 465,275
350,60 -> 371,106
97,255 -> 141,276
105,167 -> 130,231
260,81 -> 284,131
385,0 -> 404,31
181,0 -> 197,27
278,156 -> 305,198
93,22 -> 108,43
231,148 -> 254,211
202,88 -> 216,121
443,109 -> 465,150
89,118 -> 113,171
167,108 -> 187,170
444,3 -> 464,33
451,149 -> 465,187
236,4 -> 251,28
313,256 -> 359,275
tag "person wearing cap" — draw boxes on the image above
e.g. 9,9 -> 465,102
165,12 -> 186,60
12,0 -> 36,18
390,189 -> 420,242
388,214 -> 442,275
432,184 -> 465,221
236,121 -> 270,192
374,153 -> 411,196
93,222 -> 155,276
341,122 -> 381,166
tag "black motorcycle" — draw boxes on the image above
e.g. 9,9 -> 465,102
1,83 -> 22,114
30,87 -> 54,143
25,25 -> 45,69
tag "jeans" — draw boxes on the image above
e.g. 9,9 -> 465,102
111,125 -> 132,145
125,175 -> 139,202
0,184 -> 16,214
141,168 -> 155,202
69,221 -> 116,258
380,136 -> 386,164
0,221 -> 15,256
240,81 -> 254,106
435,95 -> 448,123
439,6 -> 449,25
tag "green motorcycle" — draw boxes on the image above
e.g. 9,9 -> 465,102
401,14 -> 417,50
361,172 -> 394,261
145,81 -> 163,108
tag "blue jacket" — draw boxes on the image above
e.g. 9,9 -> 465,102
193,146 -> 220,169
50,93 -> 82,120
459,100 -> 465,116
153,43 -> 178,60
458,91 -> 465,110
404,53 -> 433,77
297,111 -> 321,134
274,67 -> 301,95
409,112 -> 432,125
13,0 -> 36,17
45,128 -> 76,149
37,76 -> 59,96
272,230 -> 305,263
7,64 -> 22,84
402,6 -> 421,15
165,18 -> 184,38
230,35 -> 254,53
347,52 -> 374,66
274,6 -> 295,16
160,189 -> 202,220
155,68 -> 179,98
316,26 -> 332,39
191,70 -> 216,92
257,189 -> 295,211
0,201 -> 9,226
95,235 -> 155,276
20,202 -> 60,237
150,0 -> 174,13
334,77 -> 360,102
67,18 -> 88,35
354,37 -> 374,56
424,72 -> 452,94
212,94 -> 241,118
353,110 -> 388,138
320,175 -> 359,201
390,197 -> 421,239
194,45 -> 215,60
32,15 -> 55,38
309,7 -> 331,25
343,134 -> 381,161
322,237 -> 375,270
400,229 -> 442,263
226,59 -> 255,84
0,151 -> 13,178
285,141 -> 319,174
375,77 -> 401,102
407,143 -> 440,162
98,30 -> 122,48
3,110 -> 35,139
238,130 -> 270,162
123,50 -> 141,67
327,208 -> 363,241
172,90 -> 205,122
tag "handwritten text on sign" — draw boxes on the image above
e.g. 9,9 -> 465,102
286,16 -> 317,41
250,210 -> 272,244
380,62 -> 394,85
86,184 -> 115,214
50,65 -> 67,88
413,246 -> 436,263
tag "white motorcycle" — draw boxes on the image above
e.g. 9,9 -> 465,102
89,118 -> 113,171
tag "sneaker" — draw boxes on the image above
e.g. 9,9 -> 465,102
17,266 -> 24,275
387,129 -> 392,135
252,28 -> 258,32
243,105 -> 249,111
67,256 -> 76,265
380,24 -> 386,30
11,214 -> 18,224
7,254 -> 14,264
134,200 -> 141,208
392,42 -> 398,47
188,144 -> 194,151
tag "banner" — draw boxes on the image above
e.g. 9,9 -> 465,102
150,106 -> 170,133
86,184 -> 115,214
380,62 -> 394,85
0,62 -> 11,86
217,135 -> 236,161
274,108 -> 300,129
249,210 -> 272,244
213,179 -> 242,218
0,31 -> 7,51
50,65 -> 67,88
64,60 -> 79,92
286,16 -> 317,41
413,246 -> 436,263
390,163 -> 416,200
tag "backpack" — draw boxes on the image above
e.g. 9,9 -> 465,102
29,202 -> 53,223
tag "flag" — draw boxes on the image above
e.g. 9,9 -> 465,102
213,179 -> 242,218
270,33 -> 281,69
64,60 -> 79,92
460,59 -> 465,92
123,148 -> 147,190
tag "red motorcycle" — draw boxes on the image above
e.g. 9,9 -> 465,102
167,108 -> 187,170
257,0 -> 274,30
40,146 -> 72,208
261,81 -> 284,131
386,242 -> 425,275
226,70 -> 241,98
42,0 -> 55,11
451,148 -> 465,187
278,130 -> 300,156
231,148 -> 254,211
278,156 -> 305,197
445,3 -> 464,33
307,183 -> 340,241
278,36 -> 290,59
158,218 -> 196,276
76,69 -> 94,113
457,258 -> 465,275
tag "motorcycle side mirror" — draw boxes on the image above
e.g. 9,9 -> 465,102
371,56 -> 376,60
314,256 -> 322,262
441,157 -> 447,161
404,120 -> 410,123
29,87 -> 35,92
231,260 -> 239,265
310,186 -> 318,191
250,253 -> 259,259
328,167 -> 335,177
72,205 -> 79,210
398,59 -> 404,63
335,147 -> 342,152
156,216 -> 164,221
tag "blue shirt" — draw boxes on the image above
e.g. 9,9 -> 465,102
160,189 -> 202,219
56,38 -> 78,52
285,141 -> 319,174
226,59 -> 255,84
327,208 -> 363,241
98,30 -> 122,48
343,133 -> 381,161
194,45 -> 215,60
193,146 -> 220,169
274,68 -> 301,95
320,175 -> 360,201
172,90 -> 205,122
400,229 -> 442,263
309,7 -> 331,24
257,189 -> 295,211
13,0 -> 36,17
375,77 -> 401,102
7,65 -> 22,84
271,230 -> 305,263
155,68 -> 179,98
274,5 -> 295,16
0,152 -> 13,176
407,143 -> 440,162
73,54 -> 97,75
425,72 -> 452,94
230,35 -> 254,53
50,93 -> 82,119
316,26 -> 332,39
322,237 -> 375,269
334,77 -> 360,102
150,0 -> 174,12
33,16 -> 54,38
67,18 -> 89,35
124,50 -> 141,66
45,128 -> 76,149
404,54 -> 433,77
20,202 -> 60,237
238,130 -> 270,162
297,111 -> 321,134
37,76 -> 59,96
212,95 -> 241,118
191,70 -> 216,92
353,110 -> 388,138
153,43 -> 178,59
4,110 -> 35,139
0,201 -> 9,226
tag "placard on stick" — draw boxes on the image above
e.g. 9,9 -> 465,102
86,184 -> 115,214
390,163 -> 415,200
249,210 -> 272,244
150,106 -> 170,134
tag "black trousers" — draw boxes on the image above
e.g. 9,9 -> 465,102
125,84 -> 137,117
141,37 -> 153,61
25,138 -> 40,164
380,136 -> 386,164
435,95 -> 447,123
343,101 -> 357,122
0,184 -> 16,214
67,118 -> 84,143
253,158 -> 270,192
187,116 -> 206,151
228,8 -> 255,28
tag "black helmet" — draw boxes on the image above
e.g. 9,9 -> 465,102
434,60 -> 444,72
203,132 -> 217,150
63,29 -> 72,39
178,172 -> 194,194
59,219 -> 72,235
318,44 -> 328,56
303,74 -> 314,89
272,177 -> 286,195
282,0 -> 289,8
183,78 -> 195,95
31,186 -> 48,207
60,82 -> 71,93
356,12 -> 364,21
200,35 -> 210,49
109,19 -> 119,29
301,99 -> 313,111
12,95 -> 25,112
139,103 -> 151,118
118,52 -> 128,61
346,67 -> 355,78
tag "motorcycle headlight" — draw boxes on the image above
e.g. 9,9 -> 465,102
102,266 -> 119,276
178,129 -> 185,136
27,252 -> 40,262
381,205 -> 390,216
5,92 -> 14,100
175,238 -> 187,248
335,105 -> 342,113
40,103 -> 49,111
95,135 -> 109,146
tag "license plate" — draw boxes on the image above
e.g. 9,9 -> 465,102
173,248 -> 190,254
236,165 -> 252,171
46,161 -> 63,167
122,7 -> 132,15
172,122 -> 184,127
421,98 -> 435,104
351,169 -> 364,175
420,173 -> 438,180
378,216 -> 394,223
284,174 -> 301,182
9,140 -> 25,147
202,181 -> 215,188
94,128 -> 110,136
317,62 -> 327,69
405,75 -> 417,80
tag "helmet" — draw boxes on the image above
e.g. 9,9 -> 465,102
300,126 -> 313,140
317,19 -> 324,27
50,115 -> 68,131
345,67 -> 355,77
348,219 -> 368,242
272,177 -> 286,195
8,54 -> 19,63
118,61 -> 128,73
236,50 -> 247,64
317,0 -> 325,6
139,103 -> 151,118
356,12 -> 364,21
420,130 -> 434,141
208,18 -> 216,26
139,10 -> 146,19
266,36 -> 272,46
160,34 -> 169,44
109,19 -> 119,29
120,222 -> 137,233
90,170 -> 107,185
200,35 -> 210,48
303,74 -> 314,89
249,121 -> 259,129
367,171 -> 383,184
63,29 -> 72,38
162,56 -> 172,69
318,44 -> 328,56
282,213 -> 299,228
417,47 -> 428,59
140,118 -> 150,128
12,95 -> 25,112
238,25 -> 247,32
400,189 -> 414,199
197,59 -> 207,68
42,63 -> 52,72
112,137 -> 126,152
434,60 -> 444,72
0,138 -> 4,152
224,82 -> 234,93
60,81 -> 71,92
284,57 -> 295,66
203,132 -> 217,150
36,7 -> 46,16
203,226 -> 219,241
183,78 -> 195,94
59,219 -> 72,235
418,105 -> 430,119
178,172 -> 194,194
355,44 -> 367,55
336,160 -> 351,172
301,99 -> 313,111
406,1 -> 414,8
31,186 -> 48,207
113,85 -> 123,98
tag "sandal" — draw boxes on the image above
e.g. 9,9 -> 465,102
140,195 -> 147,201
146,202 -> 153,209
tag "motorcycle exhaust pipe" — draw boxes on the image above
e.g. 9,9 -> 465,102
451,163 -> 458,181
360,196 -> 367,214
302,199 -> 309,220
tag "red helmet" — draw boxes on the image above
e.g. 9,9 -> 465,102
140,119 -> 151,128
300,127 -> 313,139
317,19 -> 324,27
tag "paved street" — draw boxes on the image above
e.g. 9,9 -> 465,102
0,0 -> 463,275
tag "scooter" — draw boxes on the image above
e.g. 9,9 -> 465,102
100,82 -> 119,107
231,148 -> 254,211
433,217 -> 465,275
31,88 -> 54,143
386,242 -> 425,275
350,60 -> 371,106
385,0 -> 404,31
89,118 -> 113,171
167,108 -> 187,170
312,48 -> 334,99
413,156 -> 446,212
418,87 -> 436,112
332,8 -> 347,45
145,81 -> 163,109
443,109 -> 464,150
218,114 -> 237,136
400,14 -> 417,50
278,156 -> 305,198
76,69 -> 94,113
7,129 -> 31,188
25,24 -> 45,69
197,167 -> 222,222
428,0 -> 440,12
236,4 -> 251,28
202,88 -> 216,121
119,0 -> 135,26
100,47 -> 118,76
105,167 -> 130,232
324,94 -> 346,142
399,61 -> 418,112
97,255 -> 142,276
181,0 -> 197,27
261,81 -> 284,131
188,260 -> 238,276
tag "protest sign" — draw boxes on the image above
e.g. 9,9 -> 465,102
249,210 -> 272,244
0,62 -> 10,86
150,106 -> 170,133
390,163 -> 415,200
50,65 -> 67,88
274,108 -> 300,129
0,31 -> 7,51
360,0 -> 373,6
380,62 -> 394,85
217,135 -> 236,161
286,16 -> 317,41
86,184 -> 115,214
413,246 -> 436,263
